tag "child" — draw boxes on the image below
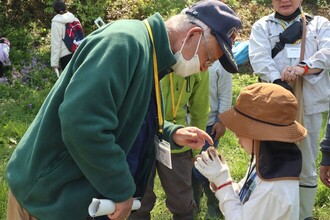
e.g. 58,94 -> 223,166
0,37 -> 11,77
195,82 -> 307,219
51,0 -> 82,75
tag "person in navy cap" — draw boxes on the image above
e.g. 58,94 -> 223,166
129,1 -> 242,220
6,1 -> 241,220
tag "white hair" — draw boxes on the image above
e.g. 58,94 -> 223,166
166,13 -> 212,40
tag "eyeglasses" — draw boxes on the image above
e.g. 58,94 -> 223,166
202,33 -> 214,67
189,20 -> 215,67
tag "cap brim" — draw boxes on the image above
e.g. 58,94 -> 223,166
215,34 -> 238,73
219,108 -> 307,143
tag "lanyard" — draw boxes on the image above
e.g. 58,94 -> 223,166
239,166 -> 257,204
144,19 -> 164,136
279,19 -> 287,29
169,73 -> 186,124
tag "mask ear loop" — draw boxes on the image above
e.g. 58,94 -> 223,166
178,31 -> 203,54
184,32 -> 202,94
193,32 -> 202,56
178,34 -> 189,51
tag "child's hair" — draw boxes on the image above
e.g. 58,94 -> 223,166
0,37 -> 10,47
53,0 -> 67,14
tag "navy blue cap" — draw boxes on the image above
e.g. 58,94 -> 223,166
186,0 -> 242,73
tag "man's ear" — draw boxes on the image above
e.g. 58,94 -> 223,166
186,26 -> 203,41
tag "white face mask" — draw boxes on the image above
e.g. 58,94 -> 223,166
172,33 -> 202,78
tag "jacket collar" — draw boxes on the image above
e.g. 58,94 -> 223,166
145,13 -> 177,77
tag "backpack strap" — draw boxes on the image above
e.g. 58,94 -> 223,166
271,15 -> 313,58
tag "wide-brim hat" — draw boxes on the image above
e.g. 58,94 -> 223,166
219,83 -> 307,142
186,0 -> 242,73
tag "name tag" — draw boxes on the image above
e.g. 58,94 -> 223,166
154,135 -> 172,169
285,44 -> 301,58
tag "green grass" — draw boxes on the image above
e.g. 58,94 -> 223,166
0,74 -> 329,219
151,74 -> 330,220
150,128 -> 249,219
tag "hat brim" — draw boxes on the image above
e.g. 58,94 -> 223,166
215,34 -> 238,73
219,108 -> 307,143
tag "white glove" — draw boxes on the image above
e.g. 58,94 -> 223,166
194,147 -> 232,188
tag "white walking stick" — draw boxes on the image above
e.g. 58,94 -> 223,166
54,68 -> 60,78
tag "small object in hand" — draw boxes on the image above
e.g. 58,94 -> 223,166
207,146 -> 223,161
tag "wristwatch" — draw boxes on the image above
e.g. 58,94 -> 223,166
297,62 -> 309,75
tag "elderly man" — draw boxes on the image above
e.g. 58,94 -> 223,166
6,0 -> 241,220
249,0 -> 330,219
128,1 -> 241,219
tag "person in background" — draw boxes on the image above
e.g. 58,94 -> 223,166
319,105 -> 330,188
192,40 -> 249,219
195,83 -> 307,220
50,0 -> 81,76
6,0 -> 241,219
0,37 -> 11,77
192,61 -> 232,219
249,0 -> 330,218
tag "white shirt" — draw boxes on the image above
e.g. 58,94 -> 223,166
50,12 -> 78,68
215,172 -> 299,220
207,61 -> 233,125
249,13 -> 330,115
0,43 -> 10,65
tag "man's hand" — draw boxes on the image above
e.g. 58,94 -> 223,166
194,147 -> 232,187
107,198 -> 133,220
211,121 -> 226,141
173,126 -> 213,150
320,165 -> 330,188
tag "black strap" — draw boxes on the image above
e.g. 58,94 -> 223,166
271,41 -> 285,58
271,16 -> 313,58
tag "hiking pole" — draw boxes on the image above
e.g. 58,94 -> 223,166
88,198 -> 141,217
54,68 -> 60,78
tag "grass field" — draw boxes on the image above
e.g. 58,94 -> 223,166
0,73 -> 329,219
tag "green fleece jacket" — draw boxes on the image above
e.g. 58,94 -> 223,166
6,13 -> 180,219
161,72 -> 209,155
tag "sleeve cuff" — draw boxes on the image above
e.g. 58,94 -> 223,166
214,184 -> 236,200
320,150 -> 330,166
320,138 -> 330,166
